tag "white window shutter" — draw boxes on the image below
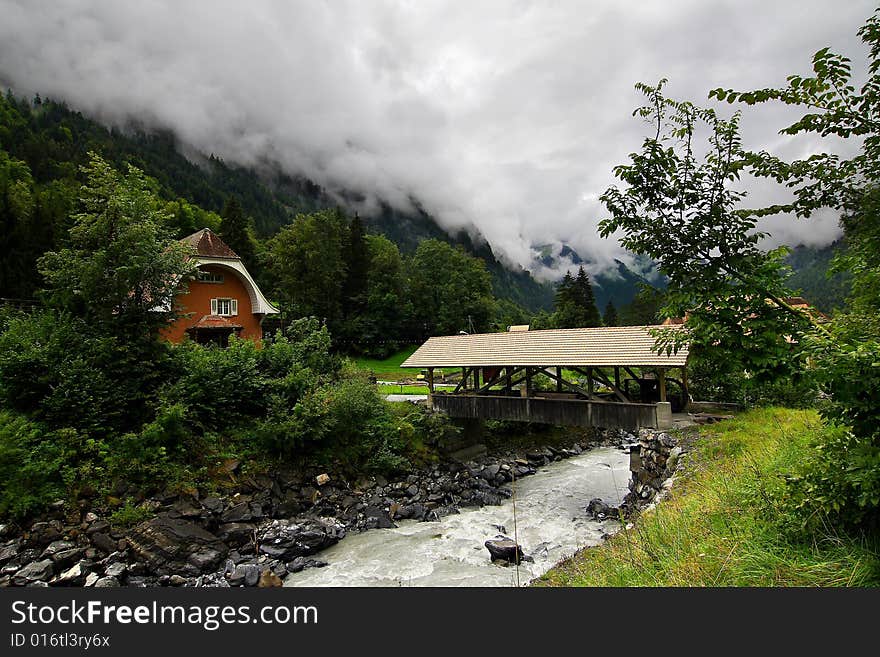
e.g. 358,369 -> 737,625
211,298 -> 218,315
231,299 -> 238,316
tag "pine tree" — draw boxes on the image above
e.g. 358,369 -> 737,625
219,196 -> 257,267
604,299 -> 618,326
341,211 -> 369,317
575,266 -> 602,327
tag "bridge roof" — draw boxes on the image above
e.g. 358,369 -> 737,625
402,325 -> 689,368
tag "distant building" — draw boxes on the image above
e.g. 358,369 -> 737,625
660,295 -> 830,328
163,228 -> 278,346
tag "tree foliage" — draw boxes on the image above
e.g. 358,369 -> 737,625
599,80 -> 811,384
551,266 -> 602,328
37,153 -> 195,339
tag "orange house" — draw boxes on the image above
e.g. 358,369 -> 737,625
163,228 -> 279,346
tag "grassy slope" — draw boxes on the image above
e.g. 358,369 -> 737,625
350,347 -> 420,380
536,408 -> 880,587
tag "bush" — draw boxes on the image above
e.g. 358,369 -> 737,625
0,310 -> 164,433
781,423 -> 880,532
687,346 -> 817,408
0,412 -> 67,518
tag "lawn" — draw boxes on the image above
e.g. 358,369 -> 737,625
536,407 -> 880,587
350,346 -> 456,383
350,346 -> 420,381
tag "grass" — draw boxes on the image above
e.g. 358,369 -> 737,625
536,407 -> 880,587
350,346 -> 420,381
378,383 -> 430,395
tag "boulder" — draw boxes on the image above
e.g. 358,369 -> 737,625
227,564 -> 261,587
484,538 -> 526,564
220,502 -> 254,523
126,517 -> 227,573
90,532 -> 118,554
258,519 -> 343,561
217,523 -> 256,547
480,464 -> 501,481
93,576 -> 120,587
586,498 -> 617,521
52,561 -> 91,586
15,558 -> 55,583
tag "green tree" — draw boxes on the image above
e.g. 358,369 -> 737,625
603,299 -> 619,326
711,10 -> 880,527
574,266 -> 602,327
359,234 -> 410,356
407,239 -> 495,336
219,196 -> 258,267
599,80 -> 811,385
266,209 -> 348,332
619,284 -> 666,326
551,266 -> 602,328
37,153 -> 194,339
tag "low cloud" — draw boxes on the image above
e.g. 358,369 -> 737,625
0,0 -> 871,276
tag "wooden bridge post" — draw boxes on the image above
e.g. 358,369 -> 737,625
556,367 -> 563,393
680,366 -> 689,410
427,368 -> 434,394
525,367 -> 533,397
658,368 -> 667,403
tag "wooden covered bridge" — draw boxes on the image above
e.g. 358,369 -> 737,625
402,325 -> 689,430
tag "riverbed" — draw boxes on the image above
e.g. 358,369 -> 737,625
285,445 -> 630,587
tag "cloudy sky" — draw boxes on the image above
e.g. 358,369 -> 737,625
0,0 -> 873,277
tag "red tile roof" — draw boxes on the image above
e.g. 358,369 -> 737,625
187,315 -> 244,330
180,228 -> 239,259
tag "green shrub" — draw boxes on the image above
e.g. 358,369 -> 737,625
0,411 -> 67,518
110,501 -> 155,527
0,310 -> 163,433
781,423 -> 880,532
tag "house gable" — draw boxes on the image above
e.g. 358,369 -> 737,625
162,229 -> 278,345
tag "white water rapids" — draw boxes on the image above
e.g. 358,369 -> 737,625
284,446 -> 630,587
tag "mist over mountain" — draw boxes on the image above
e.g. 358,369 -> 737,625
0,0 -> 869,280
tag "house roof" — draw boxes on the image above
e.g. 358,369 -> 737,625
401,325 -> 689,368
181,228 -> 240,259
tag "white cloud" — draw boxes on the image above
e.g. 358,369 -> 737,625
0,0 -> 871,275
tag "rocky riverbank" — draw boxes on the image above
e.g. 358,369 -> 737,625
0,429 -> 634,588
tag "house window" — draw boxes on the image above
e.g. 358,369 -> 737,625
211,298 -> 238,316
196,270 -> 224,284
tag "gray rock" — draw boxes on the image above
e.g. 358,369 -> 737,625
666,446 -> 682,472
86,520 -> 110,535
126,517 -> 226,573
217,523 -> 256,546
481,464 -> 501,481
227,564 -> 261,587
53,561 -> 91,586
104,562 -> 127,578
187,549 -> 223,572
84,572 -> 100,587
51,547 -> 87,568
15,559 -> 54,582
93,576 -> 119,587
90,532 -> 117,554
41,540 -> 75,559
0,539 -> 21,565
201,497 -> 223,514
484,538 -> 526,564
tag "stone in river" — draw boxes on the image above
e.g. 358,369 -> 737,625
484,538 -> 526,564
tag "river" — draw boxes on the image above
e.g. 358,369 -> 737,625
284,445 -> 630,587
